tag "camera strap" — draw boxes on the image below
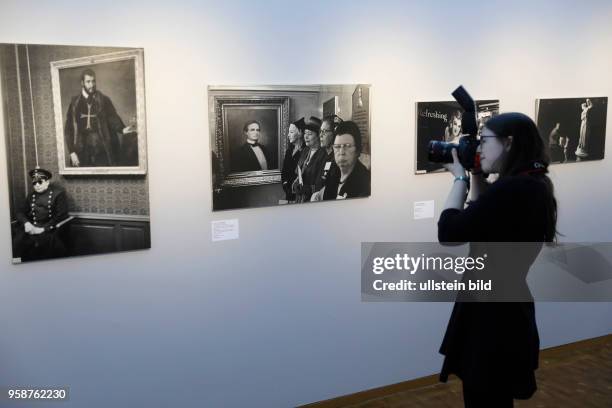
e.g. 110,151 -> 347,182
518,160 -> 548,176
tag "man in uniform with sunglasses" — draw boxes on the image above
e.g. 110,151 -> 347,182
12,168 -> 69,261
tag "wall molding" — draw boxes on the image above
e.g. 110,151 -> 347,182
69,212 -> 150,222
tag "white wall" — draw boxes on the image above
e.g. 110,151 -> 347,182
0,1 -> 611,407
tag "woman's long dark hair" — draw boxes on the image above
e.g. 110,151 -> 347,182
484,112 -> 558,242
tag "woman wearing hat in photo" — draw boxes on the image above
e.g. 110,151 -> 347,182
292,116 -> 327,203
13,168 -> 69,261
437,112 -> 558,407
312,115 -> 343,195
281,117 -> 306,202
311,120 -> 371,201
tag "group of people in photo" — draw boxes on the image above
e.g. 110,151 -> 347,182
280,115 -> 370,203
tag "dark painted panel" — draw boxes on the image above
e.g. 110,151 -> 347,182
69,223 -> 116,255
66,217 -> 150,257
120,226 -> 147,251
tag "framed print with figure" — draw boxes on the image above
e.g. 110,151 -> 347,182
209,85 -> 371,211
1,43 -> 151,264
51,49 -> 147,175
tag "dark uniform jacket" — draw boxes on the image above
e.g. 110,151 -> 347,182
17,184 -> 69,231
14,183 -> 69,261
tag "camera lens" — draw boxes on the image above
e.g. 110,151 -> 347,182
428,141 -> 456,164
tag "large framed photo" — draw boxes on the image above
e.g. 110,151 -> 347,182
213,95 -> 289,187
535,97 -> 607,164
1,43 -> 151,264
209,85 -> 372,211
51,49 -> 147,175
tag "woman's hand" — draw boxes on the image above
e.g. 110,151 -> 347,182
441,149 -> 469,211
443,148 -> 466,178
291,179 -> 300,194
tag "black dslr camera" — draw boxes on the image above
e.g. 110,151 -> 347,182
428,86 -> 480,170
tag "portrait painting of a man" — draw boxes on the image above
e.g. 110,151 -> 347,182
64,68 -> 137,167
51,49 -> 147,175
212,96 -> 287,184
232,120 -> 271,172
225,107 -> 280,173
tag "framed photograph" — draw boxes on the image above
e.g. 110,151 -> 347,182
415,99 -> 499,174
209,85 -> 372,211
1,43 -> 151,264
535,97 -> 607,164
213,95 -> 289,187
51,49 -> 147,175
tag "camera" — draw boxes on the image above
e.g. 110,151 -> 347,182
428,86 -> 480,170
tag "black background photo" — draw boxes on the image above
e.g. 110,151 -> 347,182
416,100 -> 499,173
536,97 -> 607,163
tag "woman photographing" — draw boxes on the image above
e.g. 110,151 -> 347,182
438,112 -> 558,407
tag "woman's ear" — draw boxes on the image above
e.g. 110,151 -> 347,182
505,135 -> 513,152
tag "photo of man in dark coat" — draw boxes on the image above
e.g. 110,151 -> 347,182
232,120 -> 271,172
64,68 -> 136,167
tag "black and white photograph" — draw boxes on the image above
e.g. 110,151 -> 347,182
0,43 -> 151,263
210,85 -> 371,211
415,100 -> 499,174
214,95 -> 288,177
51,48 -> 147,175
536,97 -> 607,164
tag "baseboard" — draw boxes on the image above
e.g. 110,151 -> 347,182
299,333 -> 612,408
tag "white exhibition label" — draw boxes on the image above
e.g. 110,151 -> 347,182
414,200 -> 434,220
211,219 -> 239,241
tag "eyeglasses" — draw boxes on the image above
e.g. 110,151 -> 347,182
333,143 -> 355,151
32,179 -> 47,186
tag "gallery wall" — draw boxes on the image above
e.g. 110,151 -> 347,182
0,1 -> 611,408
